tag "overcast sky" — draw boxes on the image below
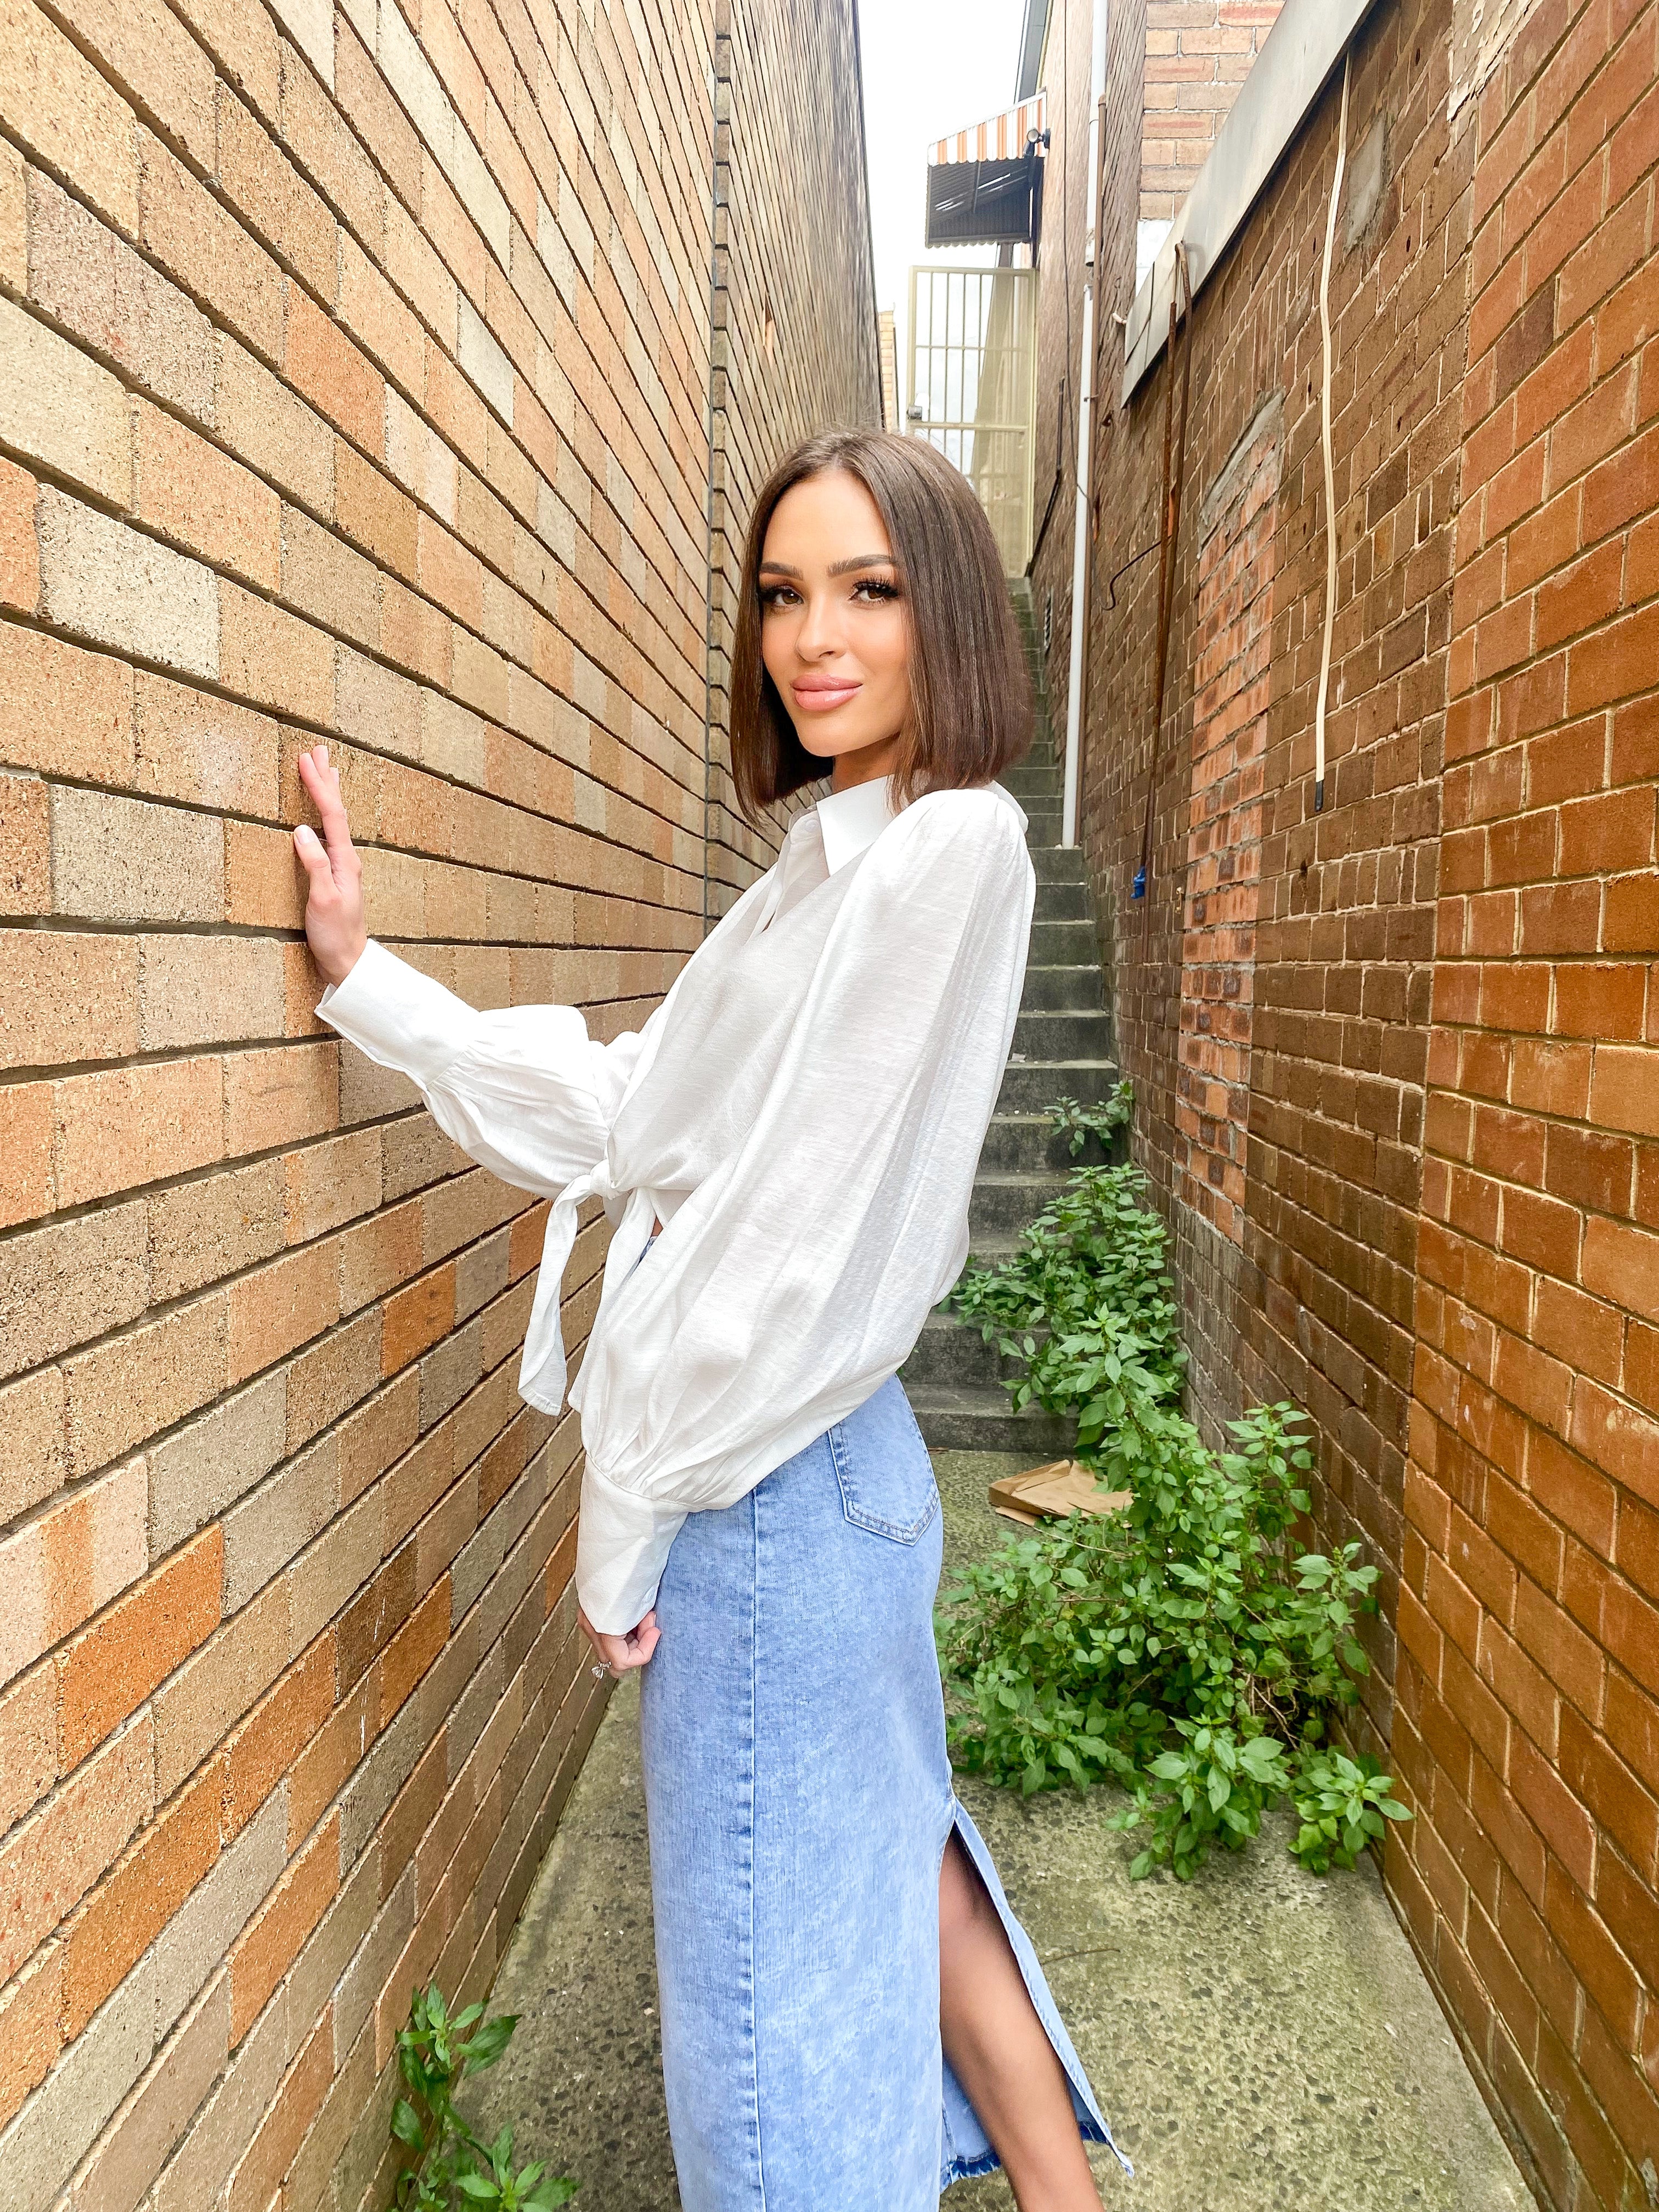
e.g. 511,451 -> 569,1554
859,0 -> 1028,409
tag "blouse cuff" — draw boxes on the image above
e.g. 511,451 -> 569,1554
316,939 -> 477,1089
575,1461 -> 686,1634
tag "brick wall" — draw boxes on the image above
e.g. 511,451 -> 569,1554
1141,2 -> 1284,223
1033,0 -> 1659,2200
1397,3 -> 1659,2204
0,0 -> 873,2204
703,0 -> 881,919
1172,394 -> 1279,1429
1075,0 -> 1467,1760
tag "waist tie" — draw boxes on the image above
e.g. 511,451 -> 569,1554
520,1167 -> 663,1407
516,1160 -> 619,1413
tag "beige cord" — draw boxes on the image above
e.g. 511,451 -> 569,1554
1315,52 -> 1351,814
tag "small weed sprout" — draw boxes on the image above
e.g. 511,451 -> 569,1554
392,1984 -> 576,2210
1046,1080 -> 1134,1157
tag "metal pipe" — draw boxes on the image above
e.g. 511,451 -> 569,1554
1061,0 -> 1109,849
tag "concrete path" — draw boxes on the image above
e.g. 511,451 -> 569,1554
469,1452 -> 1530,2212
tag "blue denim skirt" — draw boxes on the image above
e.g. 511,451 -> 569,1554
637,1369 -> 1126,2209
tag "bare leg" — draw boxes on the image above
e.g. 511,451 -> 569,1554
939,1832 -> 1105,2212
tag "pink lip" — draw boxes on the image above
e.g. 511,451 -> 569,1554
791,677 -> 861,712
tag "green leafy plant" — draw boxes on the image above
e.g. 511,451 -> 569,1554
938,1121 -> 1412,1881
393,1985 -> 575,2211
1047,1081 -> 1135,1156
1291,1749 -> 1413,1874
951,1159 -> 1186,1459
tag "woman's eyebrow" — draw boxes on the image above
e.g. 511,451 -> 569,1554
827,553 -> 896,577
757,552 -> 896,580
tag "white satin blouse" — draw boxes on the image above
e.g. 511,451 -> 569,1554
317,775 -> 1035,1631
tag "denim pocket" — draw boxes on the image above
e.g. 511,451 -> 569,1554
829,1380 -> 940,1544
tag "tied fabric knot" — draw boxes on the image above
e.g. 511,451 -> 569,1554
518,1158 -> 626,1412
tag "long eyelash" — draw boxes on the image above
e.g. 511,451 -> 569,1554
854,579 -> 900,600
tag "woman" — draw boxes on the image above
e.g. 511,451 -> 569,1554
294,430 -> 1127,2209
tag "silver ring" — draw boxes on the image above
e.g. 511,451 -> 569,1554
591,1662 -> 610,1681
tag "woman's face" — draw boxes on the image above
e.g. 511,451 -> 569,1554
758,469 -> 910,788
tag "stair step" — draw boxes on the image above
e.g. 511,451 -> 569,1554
1013,1007 -> 1114,1060
914,585 -> 1099,1464
1032,845 -> 1086,883
1034,877 -> 1090,921
1021,961 -> 1104,1012
1002,763 -> 1060,798
977,1111 -> 1117,1173
901,1307 -> 1011,1389
1031,918 -> 1098,963
996,1055 -> 1120,1113
903,1381 -> 1077,1455
969,1167 -> 1072,1238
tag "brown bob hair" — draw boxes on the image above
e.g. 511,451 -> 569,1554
728,428 -> 1033,825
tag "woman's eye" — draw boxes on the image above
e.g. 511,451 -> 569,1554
759,584 -> 800,610
851,579 -> 899,604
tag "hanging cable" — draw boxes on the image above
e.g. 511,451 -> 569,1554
1314,52 -> 1351,814
1104,534 -> 1160,610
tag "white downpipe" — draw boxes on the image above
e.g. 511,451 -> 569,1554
1061,0 -> 1109,849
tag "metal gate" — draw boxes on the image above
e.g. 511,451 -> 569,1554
906,266 -> 1037,575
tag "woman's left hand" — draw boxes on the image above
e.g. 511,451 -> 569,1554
580,1606 -> 660,1674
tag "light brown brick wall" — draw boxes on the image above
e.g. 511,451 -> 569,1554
703,0 -> 881,918
0,0 -> 873,2202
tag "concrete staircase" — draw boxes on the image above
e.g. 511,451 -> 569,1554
900,585 -> 1120,1455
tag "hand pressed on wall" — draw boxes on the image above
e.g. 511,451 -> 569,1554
293,746 -> 369,989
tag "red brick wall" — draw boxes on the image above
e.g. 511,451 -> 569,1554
1061,0 -> 1466,1691
1142,1 -> 1285,223
1177,399 -> 1279,1250
0,0 -> 874,2202
1036,0 -> 1659,2198
1395,3 -> 1659,2203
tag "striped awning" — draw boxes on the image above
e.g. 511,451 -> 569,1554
929,92 -> 1047,168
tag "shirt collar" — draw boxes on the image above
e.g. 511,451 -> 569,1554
815,775 -> 899,873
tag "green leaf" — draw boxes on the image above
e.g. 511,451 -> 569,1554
391,2101 -> 426,2152
464,2016 -> 519,2071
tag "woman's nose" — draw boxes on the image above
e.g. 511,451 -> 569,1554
794,593 -> 844,658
